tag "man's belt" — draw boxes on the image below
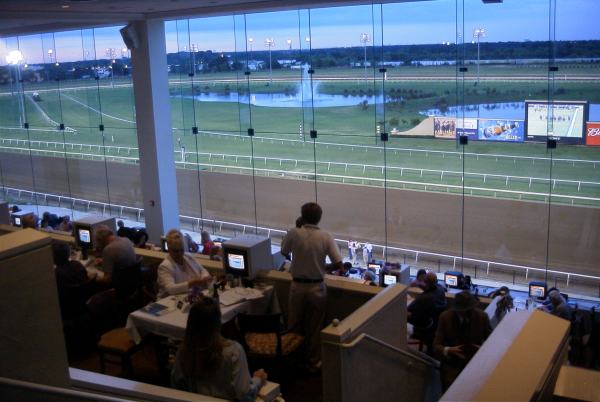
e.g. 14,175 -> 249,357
293,277 -> 323,283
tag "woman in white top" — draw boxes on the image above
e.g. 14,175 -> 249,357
157,229 -> 212,298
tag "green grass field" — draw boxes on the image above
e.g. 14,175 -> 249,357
1,64 -> 599,206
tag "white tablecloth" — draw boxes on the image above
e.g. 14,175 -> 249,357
126,286 -> 275,343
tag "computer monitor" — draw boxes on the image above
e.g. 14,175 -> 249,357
78,228 -> 91,244
380,269 -> 402,288
11,211 -> 33,228
223,235 -> 272,280
528,281 -> 547,299
444,271 -> 464,289
73,215 -> 116,258
368,263 -> 381,275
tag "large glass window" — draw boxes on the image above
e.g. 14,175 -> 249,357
0,26 -> 140,224
1,0 -> 598,298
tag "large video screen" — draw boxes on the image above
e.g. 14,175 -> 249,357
526,101 -> 588,144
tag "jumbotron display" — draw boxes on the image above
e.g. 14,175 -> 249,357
525,101 -> 588,144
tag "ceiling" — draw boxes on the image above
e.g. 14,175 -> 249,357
0,0 -> 421,38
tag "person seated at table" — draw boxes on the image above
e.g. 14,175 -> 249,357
21,214 -> 38,229
540,290 -> 572,321
41,211 -> 60,230
57,215 -> 73,232
158,229 -> 212,298
408,272 -> 447,351
94,225 -> 138,285
200,231 -> 215,255
209,245 -> 223,261
363,270 -> 377,286
410,269 -> 427,289
172,297 -> 268,401
184,233 -> 200,253
53,242 -> 91,290
53,242 -> 99,320
116,220 -> 136,241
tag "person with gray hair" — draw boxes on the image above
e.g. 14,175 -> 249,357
541,290 -> 572,321
94,224 -> 137,284
157,229 -> 212,298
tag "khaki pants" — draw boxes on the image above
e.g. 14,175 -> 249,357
288,281 -> 327,366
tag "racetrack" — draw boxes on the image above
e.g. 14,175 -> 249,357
2,150 -> 599,277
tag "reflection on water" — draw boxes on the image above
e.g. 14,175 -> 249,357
178,92 -> 385,108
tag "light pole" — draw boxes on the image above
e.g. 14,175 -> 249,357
473,27 -> 485,85
248,37 -> 254,52
265,37 -> 274,85
105,48 -> 117,87
6,50 -> 25,126
360,33 -> 370,81
46,49 -> 54,81
190,44 -> 198,73
286,38 -> 292,51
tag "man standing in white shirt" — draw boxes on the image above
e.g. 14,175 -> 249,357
157,229 -> 212,298
281,202 -> 343,371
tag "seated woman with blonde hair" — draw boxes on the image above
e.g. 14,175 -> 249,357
172,297 -> 267,401
157,229 -> 212,298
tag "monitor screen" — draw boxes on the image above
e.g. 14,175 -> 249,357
525,101 -> 588,143
529,285 -> 546,298
227,253 -> 245,270
445,275 -> 458,287
78,229 -> 91,244
14,217 -> 21,226
383,275 -> 397,286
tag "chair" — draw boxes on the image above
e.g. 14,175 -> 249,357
87,288 -> 123,335
97,327 -> 144,377
237,313 -> 304,380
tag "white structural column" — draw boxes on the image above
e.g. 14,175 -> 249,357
130,19 -> 179,242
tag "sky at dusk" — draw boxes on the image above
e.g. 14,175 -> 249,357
1,0 -> 599,64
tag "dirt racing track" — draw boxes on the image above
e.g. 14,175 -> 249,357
1,151 -> 599,277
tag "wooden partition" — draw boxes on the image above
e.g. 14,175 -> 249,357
320,284 -> 441,402
441,310 -> 570,402
0,229 -> 70,387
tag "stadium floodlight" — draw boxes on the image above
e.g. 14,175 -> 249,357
105,48 -> 117,87
6,50 -> 23,65
6,50 -> 25,126
360,32 -> 370,80
265,37 -> 274,84
248,37 -> 254,52
473,27 -> 486,85
286,38 -> 292,50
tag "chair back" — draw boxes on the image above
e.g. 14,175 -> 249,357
86,289 -> 122,334
237,313 -> 284,358
238,313 -> 283,334
112,258 -> 143,300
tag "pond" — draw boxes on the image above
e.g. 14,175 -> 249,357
422,102 -> 600,121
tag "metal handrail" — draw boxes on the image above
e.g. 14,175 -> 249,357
0,376 -> 130,402
2,131 -> 600,165
3,185 -> 600,287
335,333 -> 440,369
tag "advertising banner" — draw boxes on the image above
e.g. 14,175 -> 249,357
478,119 -> 524,142
456,118 -> 478,139
586,122 -> 600,146
433,117 -> 456,139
